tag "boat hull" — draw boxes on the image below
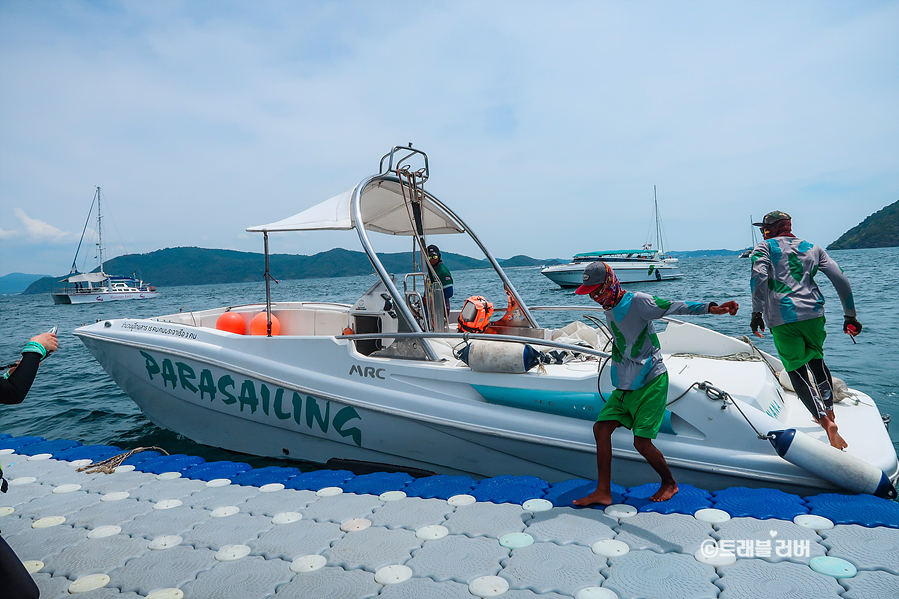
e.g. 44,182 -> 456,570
74,315 -> 897,495
542,260 -> 682,288
52,291 -> 161,304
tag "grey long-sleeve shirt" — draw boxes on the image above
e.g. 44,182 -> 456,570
605,291 -> 713,390
750,237 -> 855,329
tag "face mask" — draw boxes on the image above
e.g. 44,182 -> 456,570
589,264 -> 622,310
762,220 -> 793,239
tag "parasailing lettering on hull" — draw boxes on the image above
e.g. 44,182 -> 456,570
139,351 -> 363,447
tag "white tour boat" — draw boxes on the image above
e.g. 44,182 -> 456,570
542,186 -> 682,288
74,146 -> 896,497
541,249 -> 682,288
52,187 -> 159,305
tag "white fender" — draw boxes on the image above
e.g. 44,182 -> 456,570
461,341 -> 540,374
769,429 -> 897,499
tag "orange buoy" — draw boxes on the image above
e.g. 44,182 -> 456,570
216,311 -> 246,335
249,312 -> 280,336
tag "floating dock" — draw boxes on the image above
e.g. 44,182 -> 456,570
1,434 -> 898,598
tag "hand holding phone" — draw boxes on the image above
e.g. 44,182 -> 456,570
31,329 -> 59,354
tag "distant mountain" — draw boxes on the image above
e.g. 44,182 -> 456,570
0,272 -> 50,295
497,255 -> 559,267
22,247 -> 493,294
20,245 -> 756,295
827,200 -> 899,250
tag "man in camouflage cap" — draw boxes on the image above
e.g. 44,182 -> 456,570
749,210 -> 862,449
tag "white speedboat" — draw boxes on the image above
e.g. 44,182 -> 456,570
52,187 -> 160,305
74,146 -> 897,497
541,249 -> 682,287
541,187 -> 682,287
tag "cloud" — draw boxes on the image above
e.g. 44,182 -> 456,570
0,1 -> 896,277
13,209 -> 76,243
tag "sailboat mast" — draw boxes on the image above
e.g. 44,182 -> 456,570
96,186 -> 104,275
654,185 -> 663,254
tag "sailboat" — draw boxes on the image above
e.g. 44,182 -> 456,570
541,185 -> 683,287
51,187 -> 160,305
739,216 -> 761,258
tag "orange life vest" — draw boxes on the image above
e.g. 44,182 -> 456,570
457,296 -> 494,333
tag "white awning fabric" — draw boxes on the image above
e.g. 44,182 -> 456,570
246,180 -> 464,236
63,272 -> 107,283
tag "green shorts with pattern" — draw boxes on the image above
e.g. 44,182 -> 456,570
597,372 -> 668,439
771,317 -> 826,372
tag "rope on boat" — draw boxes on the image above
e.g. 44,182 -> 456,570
581,314 -> 614,402
738,335 -> 782,379
667,381 -> 773,440
77,446 -> 170,474
397,166 -> 448,330
670,350 -> 762,362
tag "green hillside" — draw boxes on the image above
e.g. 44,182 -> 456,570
498,255 -> 556,267
22,247 -> 491,294
828,200 -> 899,250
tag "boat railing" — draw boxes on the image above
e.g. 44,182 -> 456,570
528,306 -> 686,325
527,305 -> 606,312
379,145 -> 429,181
53,285 -> 110,295
334,331 -> 612,360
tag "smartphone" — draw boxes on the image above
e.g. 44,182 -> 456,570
49,325 -> 59,335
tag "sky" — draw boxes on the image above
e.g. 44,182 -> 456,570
1,1 -> 897,277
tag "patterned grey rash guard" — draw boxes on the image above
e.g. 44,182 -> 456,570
605,291 -> 713,390
749,237 -> 855,329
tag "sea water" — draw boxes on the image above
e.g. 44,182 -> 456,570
2,247 -> 897,471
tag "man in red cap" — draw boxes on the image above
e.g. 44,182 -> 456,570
749,210 -> 861,449
573,262 -> 738,506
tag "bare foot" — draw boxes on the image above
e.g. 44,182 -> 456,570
826,426 -> 848,450
573,490 -> 613,507
650,482 -> 678,502
817,416 -> 848,450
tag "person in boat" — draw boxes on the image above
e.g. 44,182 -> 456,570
427,244 -> 454,313
1,330 -> 58,599
748,210 -> 861,450
572,262 -> 739,506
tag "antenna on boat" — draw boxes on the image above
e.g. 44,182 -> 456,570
654,185 -> 664,255
96,186 -> 105,276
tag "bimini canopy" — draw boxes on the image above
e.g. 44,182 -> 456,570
62,272 -> 107,284
246,179 -> 464,236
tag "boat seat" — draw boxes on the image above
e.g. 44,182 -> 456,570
273,309 -> 315,336
314,310 -> 350,336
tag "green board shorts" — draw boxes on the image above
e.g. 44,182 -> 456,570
597,372 -> 668,439
771,317 -> 826,372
